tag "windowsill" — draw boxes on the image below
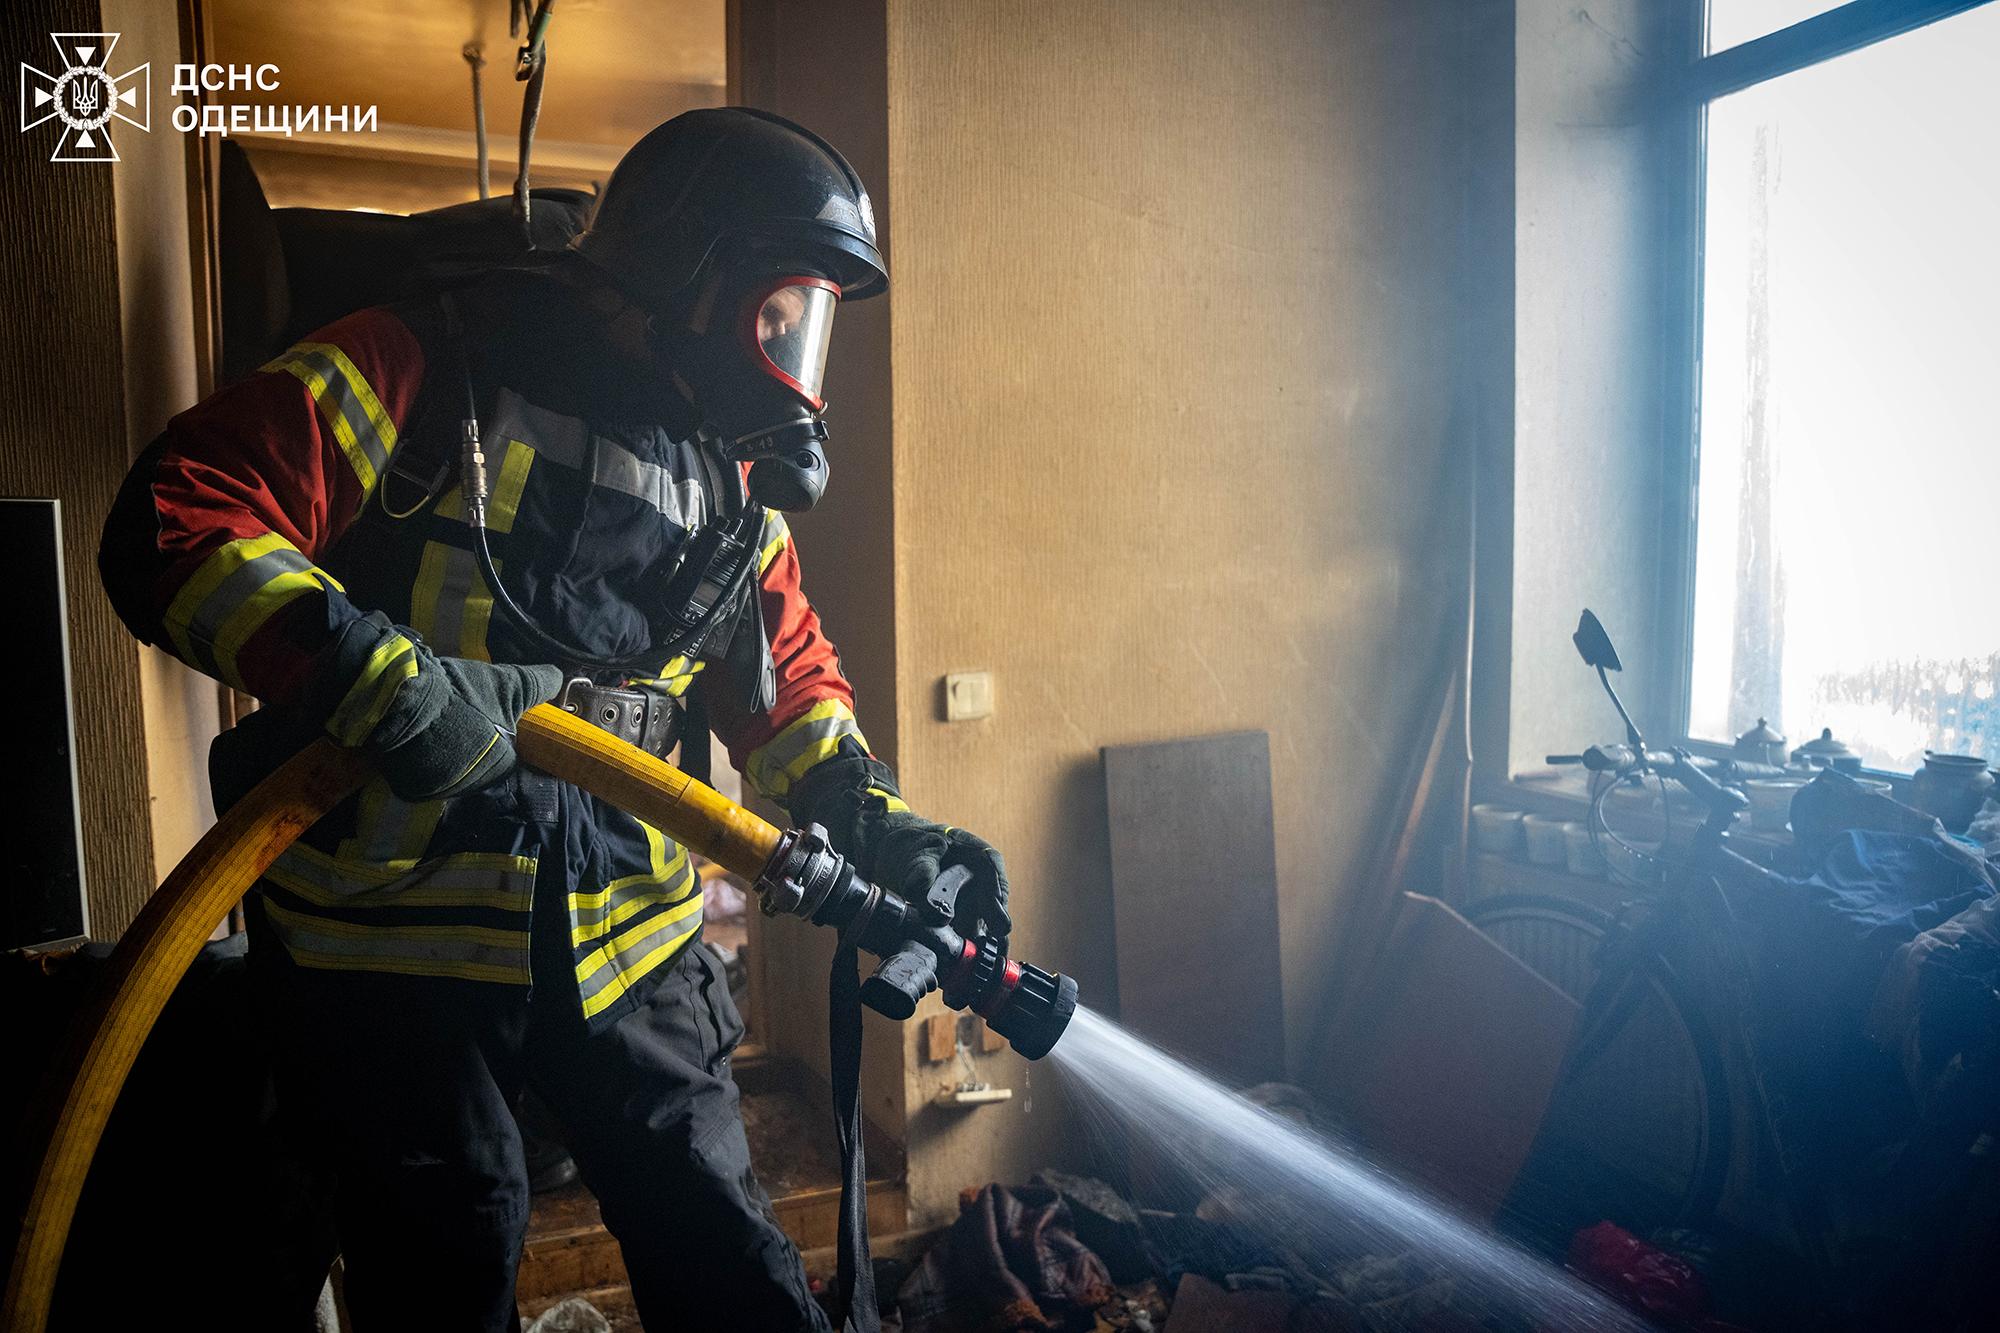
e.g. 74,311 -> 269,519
1476,765 -> 1803,872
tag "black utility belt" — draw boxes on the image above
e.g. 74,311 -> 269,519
557,677 -> 683,759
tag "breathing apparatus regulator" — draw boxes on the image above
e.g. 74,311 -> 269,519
452,107 -> 888,678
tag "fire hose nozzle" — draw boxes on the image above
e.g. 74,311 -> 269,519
753,828 -> 1077,1060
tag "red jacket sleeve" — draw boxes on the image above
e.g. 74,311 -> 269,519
704,510 -> 869,803
106,308 -> 431,743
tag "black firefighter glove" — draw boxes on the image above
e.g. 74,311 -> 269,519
788,739 -> 1012,943
314,615 -> 563,801
874,818 -> 1011,944
369,655 -> 564,801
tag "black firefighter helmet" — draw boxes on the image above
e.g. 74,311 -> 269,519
573,109 -> 886,510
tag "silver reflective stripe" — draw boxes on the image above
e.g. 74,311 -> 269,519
489,387 -> 707,528
746,700 -> 867,802
571,875 -> 699,943
266,844 -> 535,913
261,899 -> 532,985
180,542 -> 319,677
571,858 -> 697,942
574,896 -> 705,1019
345,780 -> 443,863
489,387 -> 588,465
590,444 -> 706,527
271,344 -> 395,493
420,542 -> 483,656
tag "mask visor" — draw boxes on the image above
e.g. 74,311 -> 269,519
745,278 -> 839,409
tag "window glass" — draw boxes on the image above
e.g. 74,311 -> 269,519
1689,1 -> 2000,770
1707,1 -> 1850,53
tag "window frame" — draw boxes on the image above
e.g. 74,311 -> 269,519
1660,0 -> 1998,774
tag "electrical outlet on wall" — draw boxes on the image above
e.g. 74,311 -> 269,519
943,670 -> 994,721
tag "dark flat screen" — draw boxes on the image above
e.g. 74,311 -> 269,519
3,498 -> 88,948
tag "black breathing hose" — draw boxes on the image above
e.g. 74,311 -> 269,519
459,418 -> 757,676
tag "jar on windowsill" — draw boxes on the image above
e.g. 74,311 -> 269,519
1733,717 -> 1788,768
1791,728 -> 1863,775
1908,752 -> 1995,834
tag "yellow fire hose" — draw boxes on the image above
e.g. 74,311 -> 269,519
3,703 -> 782,1332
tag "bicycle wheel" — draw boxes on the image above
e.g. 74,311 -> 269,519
1463,893 -> 1733,1231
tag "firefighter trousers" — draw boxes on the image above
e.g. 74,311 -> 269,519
249,868 -> 830,1332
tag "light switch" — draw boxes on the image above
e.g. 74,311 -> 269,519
944,671 -> 994,721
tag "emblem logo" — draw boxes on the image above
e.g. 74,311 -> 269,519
20,33 -> 150,163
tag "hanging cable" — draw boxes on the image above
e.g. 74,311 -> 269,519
512,0 -> 559,236
513,57 -> 546,232
463,44 -> 489,200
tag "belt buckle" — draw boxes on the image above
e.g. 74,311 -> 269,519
557,676 -> 597,715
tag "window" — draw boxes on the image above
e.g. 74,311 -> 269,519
1684,0 -> 2000,772
1706,1 -> 1851,53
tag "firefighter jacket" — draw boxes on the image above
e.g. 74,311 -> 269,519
103,265 -> 883,1029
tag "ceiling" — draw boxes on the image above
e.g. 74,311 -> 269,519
205,0 -> 726,211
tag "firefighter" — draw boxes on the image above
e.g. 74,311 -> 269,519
100,108 -> 1008,1331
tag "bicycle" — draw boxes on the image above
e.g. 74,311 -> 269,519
1462,611 -> 1957,1325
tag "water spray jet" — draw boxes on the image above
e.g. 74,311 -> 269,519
1048,1007 -> 1642,1331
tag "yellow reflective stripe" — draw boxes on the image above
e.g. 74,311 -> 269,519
435,440 -> 536,535
574,896 -> 706,1020
868,785 -> 912,815
337,778 -> 447,864
571,849 -> 695,948
568,820 -> 686,909
571,873 -> 697,948
265,896 -> 523,945
758,511 -> 791,573
745,698 -> 867,801
461,569 -> 496,661
267,844 -> 535,912
163,534 -> 343,689
265,342 -> 398,499
631,655 -> 705,696
262,898 -> 530,985
162,531 -> 285,637
271,844 -> 533,886
410,540 -> 496,660
490,440 -> 535,531
163,531 -> 288,664
297,342 -> 397,472
572,819 -> 665,908
211,570 -> 323,688
273,354 -> 373,491
574,892 -> 703,983
409,541 -> 449,641
571,887 -> 693,948
326,633 -> 419,746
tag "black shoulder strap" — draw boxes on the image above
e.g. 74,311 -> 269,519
368,295 -> 471,521
679,688 -> 711,785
